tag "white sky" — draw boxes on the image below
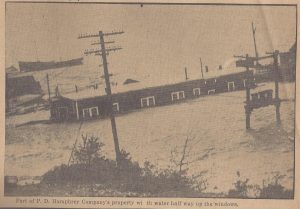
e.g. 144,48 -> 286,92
5,3 -> 296,82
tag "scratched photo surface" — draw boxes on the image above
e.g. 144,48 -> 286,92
4,2 -> 296,198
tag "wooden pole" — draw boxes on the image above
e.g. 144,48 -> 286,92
245,54 -> 251,129
273,50 -> 281,125
5,73 -> 9,112
46,73 -> 51,102
252,22 -> 259,66
98,31 -> 121,164
185,67 -> 188,80
200,58 -> 204,79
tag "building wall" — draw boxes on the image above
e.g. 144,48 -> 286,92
77,96 -> 110,120
111,71 -> 252,114
50,98 -> 76,121
279,51 -> 296,81
51,71 -> 254,121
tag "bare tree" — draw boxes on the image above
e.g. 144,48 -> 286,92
170,131 -> 210,192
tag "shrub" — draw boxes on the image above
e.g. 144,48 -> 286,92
42,136 -> 206,196
259,175 -> 293,199
227,172 -> 293,199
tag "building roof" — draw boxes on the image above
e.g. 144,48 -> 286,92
60,65 -> 246,101
19,57 -> 83,72
5,66 -> 19,76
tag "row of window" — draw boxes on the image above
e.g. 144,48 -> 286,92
81,88 -> 214,118
81,80 -> 247,118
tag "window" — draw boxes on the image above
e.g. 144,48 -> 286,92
112,103 -> 119,112
90,107 -> 98,117
83,108 -> 90,118
208,89 -> 216,95
227,81 -> 235,91
148,97 -> 155,106
83,106 -> 99,118
141,96 -> 155,107
171,91 -> 185,101
193,88 -> 201,96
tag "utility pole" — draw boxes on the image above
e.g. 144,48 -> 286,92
46,73 -> 51,102
199,57 -> 204,79
184,67 -> 188,80
79,30 -> 124,164
268,50 -> 281,125
98,31 -> 122,163
5,73 -> 9,112
235,54 -> 251,129
252,22 -> 259,66
245,54 -> 251,129
235,51 -> 281,130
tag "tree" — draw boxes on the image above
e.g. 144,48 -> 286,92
170,131 -> 209,192
74,134 -> 105,167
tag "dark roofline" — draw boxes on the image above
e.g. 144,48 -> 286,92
60,70 -> 252,102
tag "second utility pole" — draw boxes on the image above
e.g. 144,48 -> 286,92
46,73 -> 51,102
98,31 -> 121,164
199,57 -> 204,79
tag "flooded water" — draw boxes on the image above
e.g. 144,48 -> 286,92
5,82 -> 295,193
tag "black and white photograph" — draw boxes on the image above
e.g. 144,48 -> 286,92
2,0 -> 297,204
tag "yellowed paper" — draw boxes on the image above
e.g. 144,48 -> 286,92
0,0 -> 299,208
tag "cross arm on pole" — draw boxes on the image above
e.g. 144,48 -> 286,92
92,41 -> 115,45
78,31 -> 124,39
103,31 -> 124,36
78,33 -> 99,39
84,47 -> 122,55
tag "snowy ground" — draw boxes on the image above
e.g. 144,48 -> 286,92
5,82 -> 295,194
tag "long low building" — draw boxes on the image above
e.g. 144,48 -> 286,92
19,57 -> 83,72
50,70 -> 254,121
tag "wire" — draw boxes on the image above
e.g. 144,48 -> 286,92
68,120 -> 84,166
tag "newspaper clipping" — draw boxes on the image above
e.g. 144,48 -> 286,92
0,0 -> 299,208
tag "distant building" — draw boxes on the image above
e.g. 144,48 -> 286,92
6,75 -> 42,99
279,42 -> 296,81
19,57 -> 83,72
6,75 -> 42,112
5,65 -> 19,75
254,43 -> 296,82
50,71 -> 254,121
